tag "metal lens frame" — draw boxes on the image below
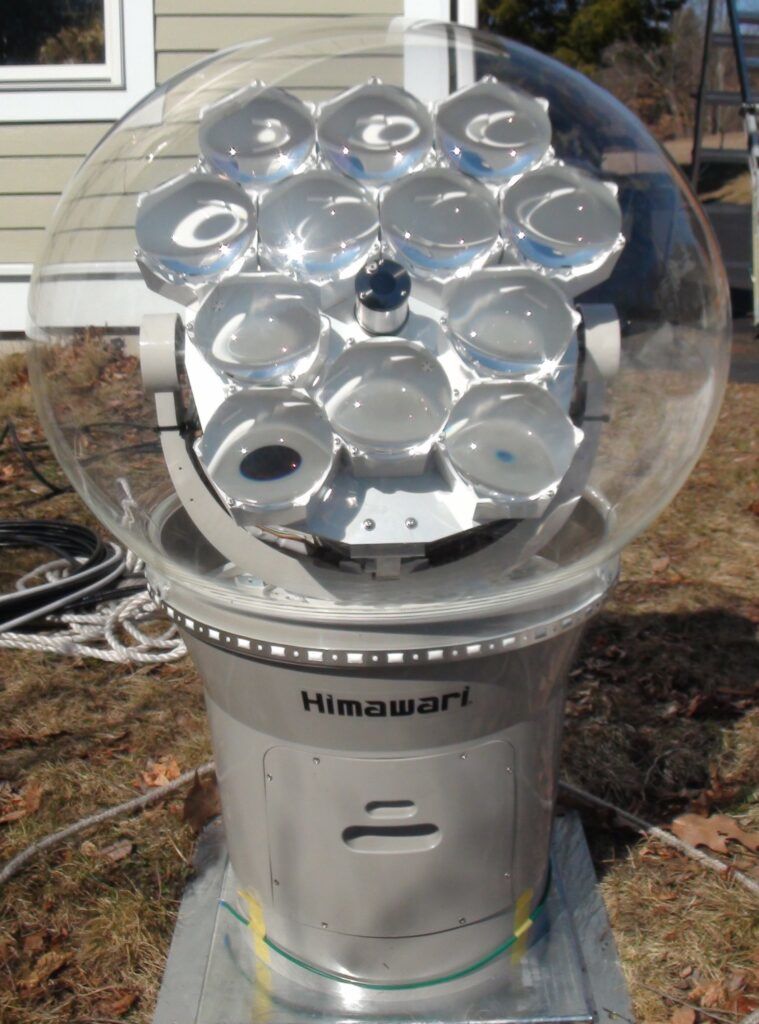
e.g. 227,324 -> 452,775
193,275 -> 326,385
135,170 -> 256,280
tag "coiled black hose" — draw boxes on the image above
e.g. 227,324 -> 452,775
0,520 -> 126,633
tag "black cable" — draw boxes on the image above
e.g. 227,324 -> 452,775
0,520 -> 127,634
0,420 -> 69,497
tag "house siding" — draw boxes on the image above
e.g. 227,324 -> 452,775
0,1 -> 404,273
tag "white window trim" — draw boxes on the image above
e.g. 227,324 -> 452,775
0,0 -> 155,122
403,0 -> 478,26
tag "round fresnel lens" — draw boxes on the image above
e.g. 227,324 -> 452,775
135,170 -> 256,282
380,167 -> 501,280
443,268 -> 579,378
443,383 -> 582,518
317,79 -> 434,184
319,340 -> 451,475
199,84 -> 316,188
436,76 -> 552,180
192,275 -> 326,385
196,390 -> 335,521
501,163 -> 624,279
258,168 -> 379,286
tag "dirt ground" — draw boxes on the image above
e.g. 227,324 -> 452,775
0,344 -> 757,1024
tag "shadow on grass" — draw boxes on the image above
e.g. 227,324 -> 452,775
562,592 -> 758,863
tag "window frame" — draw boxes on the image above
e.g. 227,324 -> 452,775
0,0 -> 155,122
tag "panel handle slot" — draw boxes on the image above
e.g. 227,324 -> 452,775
342,824 -> 441,853
365,800 -> 418,819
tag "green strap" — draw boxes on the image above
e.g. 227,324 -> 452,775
220,872 -> 551,992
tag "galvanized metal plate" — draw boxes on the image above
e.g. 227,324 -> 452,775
152,812 -> 634,1024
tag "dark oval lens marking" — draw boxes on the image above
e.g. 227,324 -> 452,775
240,445 -> 302,481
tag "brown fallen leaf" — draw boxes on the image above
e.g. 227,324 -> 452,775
22,930 -> 47,956
93,989 -> 138,1018
670,1007 -> 696,1024
651,555 -> 671,574
671,813 -> 759,855
0,781 -> 43,824
100,839 -> 133,863
699,979 -> 728,1009
182,771 -> 221,834
19,949 -> 69,993
141,755 -> 181,789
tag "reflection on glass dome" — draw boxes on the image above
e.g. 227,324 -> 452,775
501,163 -> 623,270
444,268 -> 578,377
318,80 -> 433,184
196,390 -> 335,516
380,167 -> 500,278
193,275 -> 325,384
258,169 -> 379,282
135,170 -> 255,280
444,383 -> 581,506
436,77 -> 552,181
320,342 -> 451,468
199,85 -> 316,187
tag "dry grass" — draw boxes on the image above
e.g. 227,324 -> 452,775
0,346 -> 757,1023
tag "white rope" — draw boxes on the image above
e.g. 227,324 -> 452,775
0,552 -> 186,665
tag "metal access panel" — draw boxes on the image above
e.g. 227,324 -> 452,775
264,740 -> 515,937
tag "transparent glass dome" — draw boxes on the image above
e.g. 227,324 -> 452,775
26,18 -> 730,626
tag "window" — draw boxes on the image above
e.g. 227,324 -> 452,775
0,0 -> 155,121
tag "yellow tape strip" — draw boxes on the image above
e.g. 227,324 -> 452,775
511,887 -> 534,963
241,890 -> 272,1019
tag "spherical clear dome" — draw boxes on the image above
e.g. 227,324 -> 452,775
27,18 -> 730,629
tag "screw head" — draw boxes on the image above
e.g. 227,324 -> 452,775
266,773 -> 273,782
362,518 -> 375,531
313,757 -> 320,766
405,517 -> 418,529
458,917 -> 466,925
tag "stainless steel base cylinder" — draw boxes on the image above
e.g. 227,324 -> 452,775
182,625 -> 585,988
